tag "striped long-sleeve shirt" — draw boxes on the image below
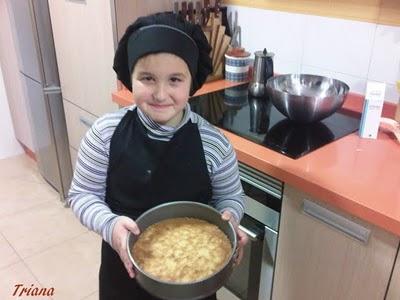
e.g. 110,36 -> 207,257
68,103 -> 245,245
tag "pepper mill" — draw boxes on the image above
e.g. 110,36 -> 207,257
249,48 -> 274,98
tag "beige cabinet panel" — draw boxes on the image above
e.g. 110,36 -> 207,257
114,0 -> 174,41
0,0 -> 34,150
69,146 -> 78,172
272,185 -> 399,300
224,0 -> 400,26
63,99 -> 97,151
48,0 -> 117,116
386,248 -> 400,299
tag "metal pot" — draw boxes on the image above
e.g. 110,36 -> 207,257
127,201 -> 237,300
249,49 -> 274,98
266,74 -> 349,123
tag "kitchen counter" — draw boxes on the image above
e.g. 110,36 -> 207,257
112,80 -> 400,236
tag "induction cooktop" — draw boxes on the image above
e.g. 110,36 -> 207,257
189,83 -> 360,159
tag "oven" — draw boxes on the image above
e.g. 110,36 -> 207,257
223,162 -> 283,300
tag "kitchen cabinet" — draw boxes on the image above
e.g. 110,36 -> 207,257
272,185 -> 399,300
69,146 -> 78,171
48,0 -> 173,170
63,100 -> 97,151
48,0 -> 117,117
0,0 -> 35,151
48,0 -> 115,171
386,249 -> 400,299
48,0 -> 174,117
114,0 -> 174,41
63,98 -> 96,170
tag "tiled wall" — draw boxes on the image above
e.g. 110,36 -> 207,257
227,5 -> 400,103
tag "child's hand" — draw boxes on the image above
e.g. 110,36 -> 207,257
111,216 -> 140,278
221,211 -> 248,266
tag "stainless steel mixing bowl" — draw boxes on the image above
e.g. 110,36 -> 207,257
266,74 -> 349,123
127,201 -> 237,300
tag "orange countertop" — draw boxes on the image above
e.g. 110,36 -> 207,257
112,80 -> 400,236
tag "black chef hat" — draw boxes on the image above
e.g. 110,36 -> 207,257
113,12 -> 213,96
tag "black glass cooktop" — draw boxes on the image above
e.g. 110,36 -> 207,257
189,83 -> 360,159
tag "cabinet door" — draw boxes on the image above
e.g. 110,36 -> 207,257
0,0 -> 35,150
386,248 -> 400,300
114,0 -> 174,41
48,0 -> 117,116
63,99 -> 97,151
272,185 -> 399,300
69,146 -> 78,171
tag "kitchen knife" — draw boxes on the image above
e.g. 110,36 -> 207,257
182,1 -> 188,21
195,1 -> 202,25
230,10 -> 241,47
214,0 -> 221,18
204,0 -> 211,26
173,1 -> 179,14
188,1 -> 194,23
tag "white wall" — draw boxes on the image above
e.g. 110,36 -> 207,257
228,6 -> 400,103
0,65 -> 23,159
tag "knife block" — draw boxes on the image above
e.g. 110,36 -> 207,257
199,7 -> 231,83
175,3 -> 231,83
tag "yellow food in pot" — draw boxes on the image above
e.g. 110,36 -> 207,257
132,217 -> 232,283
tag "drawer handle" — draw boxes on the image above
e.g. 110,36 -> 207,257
238,225 -> 260,242
302,200 -> 371,243
79,116 -> 94,128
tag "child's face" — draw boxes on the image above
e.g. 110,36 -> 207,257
131,53 -> 192,127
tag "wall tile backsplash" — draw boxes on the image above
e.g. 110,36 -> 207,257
302,16 -> 375,78
235,7 -> 306,65
227,5 -> 400,103
368,25 -> 400,84
301,65 -> 367,95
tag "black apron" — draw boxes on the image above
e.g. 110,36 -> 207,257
99,109 -> 216,300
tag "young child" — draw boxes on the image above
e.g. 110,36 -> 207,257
68,12 -> 247,300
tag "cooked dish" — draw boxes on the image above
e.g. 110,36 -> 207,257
132,217 -> 232,283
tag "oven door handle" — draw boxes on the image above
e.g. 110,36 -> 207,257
238,224 -> 262,241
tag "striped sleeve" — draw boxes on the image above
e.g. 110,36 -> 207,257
195,115 -> 245,222
67,110 -> 126,245
209,143 -> 245,222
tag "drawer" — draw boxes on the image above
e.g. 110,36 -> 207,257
70,146 -> 78,171
63,99 -> 97,150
